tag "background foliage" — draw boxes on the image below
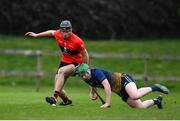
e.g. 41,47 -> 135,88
0,0 -> 180,39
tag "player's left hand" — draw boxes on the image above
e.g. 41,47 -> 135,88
89,93 -> 98,100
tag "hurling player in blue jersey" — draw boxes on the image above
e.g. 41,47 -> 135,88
77,63 -> 169,109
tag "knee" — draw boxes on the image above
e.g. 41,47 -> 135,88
57,69 -> 66,76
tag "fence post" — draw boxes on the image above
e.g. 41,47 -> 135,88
89,54 -> 94,68
143,58 -> 148,82
36,51 -> 42,92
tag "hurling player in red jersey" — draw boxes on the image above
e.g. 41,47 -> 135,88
25,20 -> 97,106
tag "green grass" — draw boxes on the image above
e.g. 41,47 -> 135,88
93,58 -> 180,76
0,35 -> 180,119
0,80 -> 180,120
0,35 -> 180,54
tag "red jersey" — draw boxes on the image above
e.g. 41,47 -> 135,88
53,30 -> 86,64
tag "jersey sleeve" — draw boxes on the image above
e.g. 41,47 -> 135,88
53,30 -> 60,39
77,38 -> 86,52
94,70 -> 107,84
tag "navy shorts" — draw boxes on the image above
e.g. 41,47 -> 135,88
120,73 -> 136,102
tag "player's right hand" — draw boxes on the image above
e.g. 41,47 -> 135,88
25,32 -> 37,37
100,103 -> 110,108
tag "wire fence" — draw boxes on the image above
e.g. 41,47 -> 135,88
89,52 -> 180,82
0,49 -> 43,92
0,49 -> 179,92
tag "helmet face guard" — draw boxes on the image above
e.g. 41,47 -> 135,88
60,27 -> 72,32
60,20 -> 72,34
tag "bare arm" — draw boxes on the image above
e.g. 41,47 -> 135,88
80,49 -> 89,64
89,86 -> 98,100
25,30 -> 55,37
81,49 -> 94,100
101,79 -> 111,108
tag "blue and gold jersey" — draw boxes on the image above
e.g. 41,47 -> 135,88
85,68 -> 122,94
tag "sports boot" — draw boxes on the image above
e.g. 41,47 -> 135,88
59,99 -> 72,106
154,95 -> 163,109
153,84 -> 169,94
45,97 -> 57,106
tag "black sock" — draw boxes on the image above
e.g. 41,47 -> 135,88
151,85 -> 159,91
153,99 -> 158,105
59,92 -> 69,103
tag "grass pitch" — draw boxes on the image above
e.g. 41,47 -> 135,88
0,35 -> 180,119
0,81 -> 179,120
